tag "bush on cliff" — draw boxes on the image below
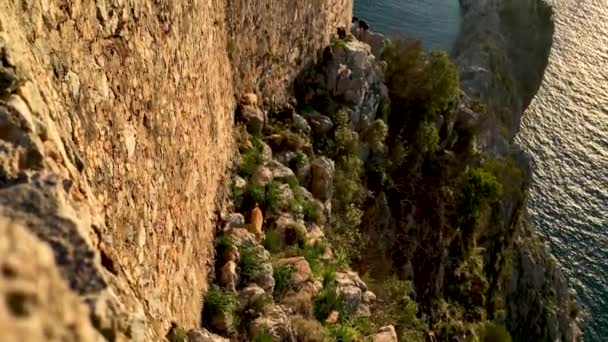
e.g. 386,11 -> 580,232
460,167 -> 503,225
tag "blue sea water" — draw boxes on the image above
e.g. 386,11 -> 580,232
355,0 -> 608,341
353,0 -> 461,51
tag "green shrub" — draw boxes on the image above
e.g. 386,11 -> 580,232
321,265 -> 337,288
294,151 -> 307,167
247,184 -> 266,205
331,38 -> 347,49
203,286 -> 238,319
239,245 -> 264,283
418,51 -> 460,119
264,180 -> 283,214
363,276 -> 425,341
273,265 -> 295,297
215,234 -> 234,251
263,230 -> 284,254
482,157 -> 524,198
313,286 -> 344,322
250,294 -> 272,314
335,125 -> 360,156
302,199 -> 321,224
362,119 -> 389,151
478,323 -> 512,342
460,167 -> 503,224
328,323 -> 360,342
239,137 -> 265,178
252,329 -> 274,342
414,121 -> 439,155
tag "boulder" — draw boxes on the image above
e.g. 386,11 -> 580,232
355,30 -> 387,58
222,244 -> 240,264
304,225 -> 326,248
357,304 -> 371,317
309,114 -> 334,135
276,184 -> 295,211
296,162 -> 312,189
336,271 -> 368,291
186,328 -> 230,342
0,217 -> 100,342
274,257 -> 312,285
372,326 -> 398,342
250,305 -> 294,342
257,262 -> 276,293
251,166 -> 273,187
281,291 -> 314,318
339,285 -> 362,315
306,38 -> 388,128
228,213 -> 245,227
239,104 -> 265,134
210,310 -> 235,335
261,141 -> 274,164
310,157 -> 334,201
241,93 -> 258,107
292,113 -> 311,134
239,284 -> 266,311
362,290 -> 377,304
275,151 -> 297,168
220,261 -> 238,291
269,159 -> 295,181
275,213 -> 307,245
275,213 -> 297,234
226,227 -> 258,247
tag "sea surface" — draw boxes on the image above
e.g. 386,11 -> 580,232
353,0 -> 461,51
354,0 -> 608,341
516,1 -> 608,340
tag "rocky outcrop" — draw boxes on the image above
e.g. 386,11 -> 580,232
310,157 -> 335,202
250,305 -> 294,341
372,325 -> 398,342
298,37 -> 388,131
452,0 -> 554,155
0,217 -> 100,342
505,232 -> 582,342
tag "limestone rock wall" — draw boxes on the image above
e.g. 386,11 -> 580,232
226,0 -> 353,104
0,0 -> 352,339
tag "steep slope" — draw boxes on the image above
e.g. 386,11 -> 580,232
0,0 -> 351,340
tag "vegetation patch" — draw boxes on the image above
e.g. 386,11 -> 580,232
239,137 -> 265,178
239,245 -> 264,284
262,229 -> 284,254
313,286 -> 344,322
202,287 -> 238,330
273,264 -> 295,298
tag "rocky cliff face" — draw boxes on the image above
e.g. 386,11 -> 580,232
453,0 -> 582,341
0,0 -> 351,340
453,0 -> 554,156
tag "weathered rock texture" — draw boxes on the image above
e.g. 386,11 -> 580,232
0,0 -> 352,339
453,0 -> 554,155
0,216 -> 100,342
226,0 -> 352,104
